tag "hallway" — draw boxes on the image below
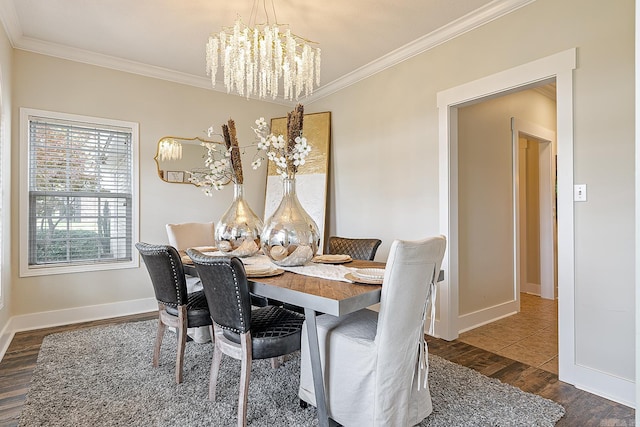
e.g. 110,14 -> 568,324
458,293 -> 558,374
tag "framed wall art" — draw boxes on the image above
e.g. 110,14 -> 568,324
263,111 -> 331,252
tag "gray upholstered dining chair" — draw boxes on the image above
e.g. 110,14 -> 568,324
165,222 -> 216,252
135,242 -> 212,384
165,221 -> 219,342
187,249 -> 305,427
299,235 -> 446,426
327,236 -> 382,261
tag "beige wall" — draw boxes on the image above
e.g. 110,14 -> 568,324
0,18 -> 12,337
10,51 -> 287,316
307,0 -> 634,381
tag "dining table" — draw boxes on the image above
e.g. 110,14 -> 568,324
249,258 -> 384,427
182,253 -> 443,427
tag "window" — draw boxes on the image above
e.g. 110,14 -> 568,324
20,108 -> 139,276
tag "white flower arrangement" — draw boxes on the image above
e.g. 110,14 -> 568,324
189,119 -> 259,196
189,104 -> 310,195
252,104 -> 311,179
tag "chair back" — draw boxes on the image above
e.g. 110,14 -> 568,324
373,236 -> 446,417
136,242 -> 188,306
166,222 -> 215,251
187,249 -> 252,334
327,236 -> 382,261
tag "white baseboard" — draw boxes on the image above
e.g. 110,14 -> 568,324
457,299 -> 518,333
521,282 -> 541,295
570,363 -> 636,408
0,320 -> 13,365
0,297 -> 157,361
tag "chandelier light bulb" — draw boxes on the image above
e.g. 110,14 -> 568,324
206,17 -> 320,100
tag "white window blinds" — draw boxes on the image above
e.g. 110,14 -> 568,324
27,115 -> 134,268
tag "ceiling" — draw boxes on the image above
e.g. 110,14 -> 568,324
0,0 -> 534,104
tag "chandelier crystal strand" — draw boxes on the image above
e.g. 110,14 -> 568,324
206,18 -> 320,100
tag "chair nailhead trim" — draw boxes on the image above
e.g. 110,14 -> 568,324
228,262 -> 245,331
189,253 -> 246,333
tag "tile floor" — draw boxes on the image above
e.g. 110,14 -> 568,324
457,293 -> 558,374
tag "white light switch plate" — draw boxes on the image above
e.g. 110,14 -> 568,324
574,184 -> 587,202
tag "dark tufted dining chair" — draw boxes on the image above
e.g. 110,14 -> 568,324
327,236 -> 382,261
135,242 -> 212,384
187,249 -> 304,427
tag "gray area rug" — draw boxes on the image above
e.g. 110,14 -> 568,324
19,320 -> 565,426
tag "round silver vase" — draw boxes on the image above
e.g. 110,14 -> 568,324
215,183 -> 263,257
261,177 -> 320,266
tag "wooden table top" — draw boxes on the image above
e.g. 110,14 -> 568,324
248,259 -> 384,316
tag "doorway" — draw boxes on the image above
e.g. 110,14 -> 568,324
513,118 -> 557,301
435,48 -> 576,385
450,89 -> 556,333
455,115 -> 560,374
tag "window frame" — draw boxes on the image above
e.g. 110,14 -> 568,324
19,108 -> 139,277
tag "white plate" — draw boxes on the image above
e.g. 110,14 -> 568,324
354,268 -> 385,280
345,273 -> 383,285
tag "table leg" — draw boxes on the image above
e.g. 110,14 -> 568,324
304,308 -> 329,427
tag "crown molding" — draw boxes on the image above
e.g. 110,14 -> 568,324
305,0 -> 536,103
16,36 -> 215,88
11,35 -> 295,106
0,0 -> 21,46
0,0 -> 534,106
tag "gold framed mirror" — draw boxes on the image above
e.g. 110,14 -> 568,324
154,136 -> 220,184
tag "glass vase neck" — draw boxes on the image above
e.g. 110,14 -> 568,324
233,182 -> 244,199
282,176 -> 296,195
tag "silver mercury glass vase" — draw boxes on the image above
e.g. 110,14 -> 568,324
215,183 -> 263,257
261,177 -> 320,266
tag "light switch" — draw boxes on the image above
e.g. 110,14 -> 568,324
574,184 -> 587,202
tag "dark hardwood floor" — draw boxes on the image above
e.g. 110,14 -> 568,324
0,312 -> 635,426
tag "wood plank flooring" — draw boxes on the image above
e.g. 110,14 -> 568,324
0,312 -> 635,426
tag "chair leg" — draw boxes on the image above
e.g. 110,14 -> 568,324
175,306 -> 188,384
153,312 -> 166,368
209,341 -> 223,401
238,333 -> 252,427
270,356 -> 283,369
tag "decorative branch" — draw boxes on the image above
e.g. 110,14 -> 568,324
223,119 -> 244,185
286,104 -> 304,175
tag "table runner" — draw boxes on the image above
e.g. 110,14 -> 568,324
242,254 -> 358,283
187,251 -> 367,283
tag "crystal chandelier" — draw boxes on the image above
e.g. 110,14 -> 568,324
205,1 -> 321,100
159,138 -> 182,161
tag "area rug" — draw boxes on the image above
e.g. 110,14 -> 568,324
19,320 -> 565,426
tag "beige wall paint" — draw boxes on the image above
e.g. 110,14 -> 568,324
307,0 -> 634,381
457,89 -> 555,316
10,51 -> 287,316
0,19 -> 12,336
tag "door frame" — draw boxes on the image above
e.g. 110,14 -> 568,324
436,49 -> 576,384
512,118 -> 556,300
